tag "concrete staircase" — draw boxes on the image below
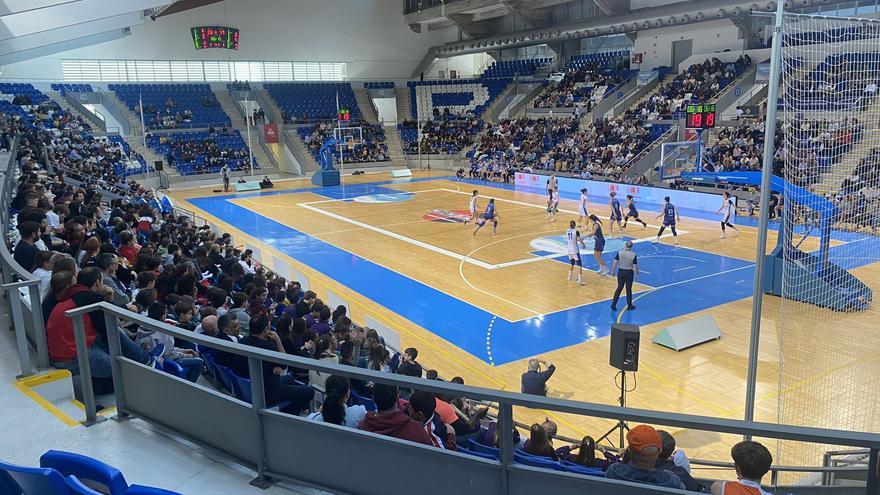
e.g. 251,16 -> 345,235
104,91 -> 146,136
354,89 -> 379,124
483,81 -> 515,123
383,125 -> 406,162
394,87 -> 412,122
287,130 -> 321,174
257,88 -> 284,123
46,91 -> 104,131
813,99 -> 880,195
213,91 -> 277,174
125,137 -> 165,174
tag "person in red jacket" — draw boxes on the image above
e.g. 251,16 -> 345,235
358,383 -> 433,447
47,268 -> 156,390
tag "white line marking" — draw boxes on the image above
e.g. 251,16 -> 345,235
298,202 -> 498,270
673,265 -> 696,272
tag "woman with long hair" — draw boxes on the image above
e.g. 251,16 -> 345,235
309,334 -> 339,393
307,375 -> 367,428
587,214 -> 610,276
524,423 -> 558,460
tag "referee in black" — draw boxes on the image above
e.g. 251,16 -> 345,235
610,240 -> 639,311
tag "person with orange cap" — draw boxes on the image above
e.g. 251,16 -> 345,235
605,424 -> 685,489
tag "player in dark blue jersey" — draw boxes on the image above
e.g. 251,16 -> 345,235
654,196 -> 680,245
623,194 -> 648,228
587,214 -> 611,275
473,198 -> 499,236
609,191 -> 623,237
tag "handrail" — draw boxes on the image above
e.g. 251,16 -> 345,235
64,300 -> 880,449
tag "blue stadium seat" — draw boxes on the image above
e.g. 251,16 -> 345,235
349,390 -> 377,411
467,438 -> 500,457
66,476 -> 104,494
125,485 -> 183,494
40,450 -> 129,495
513,452 -> 564,470
0,459 -> 70,495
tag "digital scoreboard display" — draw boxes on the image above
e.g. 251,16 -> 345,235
685,103 -> 716,129
338,108 -> 351,122
191,26 -> 239,50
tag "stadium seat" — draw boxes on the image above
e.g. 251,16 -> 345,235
0,459 -> 70,495
66,476 -> 104,494
561,462 -> 604,477
467,438 -> 500,457
125,485 -> 183,494
39,450 -> 129,494
228,369 -> 252,402
161,359 -> 186,379
513,452 -> 564,470
349,390 -> 377,411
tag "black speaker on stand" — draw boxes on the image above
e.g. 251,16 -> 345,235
598,323 -> 640,448
154,160 -> 164,171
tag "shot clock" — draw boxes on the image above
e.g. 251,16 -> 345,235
685,103 -> 716,129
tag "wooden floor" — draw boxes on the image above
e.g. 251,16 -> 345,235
169,171 -> 880,474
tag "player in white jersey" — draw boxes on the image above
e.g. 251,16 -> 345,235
566,220 -> 587,285
576,188 -> 590,227
464,190 -> 479,225
547,188 -> 560,223
716,191 -> 739,239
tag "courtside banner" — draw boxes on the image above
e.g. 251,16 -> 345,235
514,172 -> 720,212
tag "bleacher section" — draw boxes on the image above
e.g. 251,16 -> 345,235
364,81 -> 395,89
264,82 -> 359,122
786,52 -> 880,111
110,83 -> 230,129
398,117 -> 483,154
297,120 -> 390,163
146,130 -> 257,176
481,57 -> 552,78
568,50 -> 631,70
627,55 -> 751,119
408,78 -> 510,120
50,83 -> 93,94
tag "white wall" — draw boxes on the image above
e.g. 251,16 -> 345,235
633,19 -> 744,70
423,53 -> 493,79
0,0 -> 456,81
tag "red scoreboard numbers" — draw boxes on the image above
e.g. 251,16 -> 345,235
685,103 -> 716,129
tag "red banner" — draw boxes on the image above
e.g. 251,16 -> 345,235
263,123 -> 279,143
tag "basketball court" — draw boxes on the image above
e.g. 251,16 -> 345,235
169,171 -> 880,465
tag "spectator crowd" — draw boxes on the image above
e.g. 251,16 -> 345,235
533,65 -> 625,110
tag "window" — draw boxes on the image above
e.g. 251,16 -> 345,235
62,59 -> 346,82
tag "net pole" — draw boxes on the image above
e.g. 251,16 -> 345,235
744,0 -> 784,430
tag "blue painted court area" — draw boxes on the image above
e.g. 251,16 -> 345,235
187,177 -> 877,366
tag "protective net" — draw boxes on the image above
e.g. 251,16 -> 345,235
777,13 -> 880,472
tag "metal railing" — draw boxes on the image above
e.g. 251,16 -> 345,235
0,135 -> 50,378
61,300 -> 880,495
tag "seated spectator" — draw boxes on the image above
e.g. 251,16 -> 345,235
96,253 -> 129,306
656,430 -> 704,492
309,333 -> 339,393
46,268 -> 157,392
396,347 -> 423,377
558,436 -> 618,470
605,425 -> 685,489
136,301 -> 203,382
408,390 -> 456,450
359,382 -> 433,446
13,220 -> 41,271
710,441 -> 773,495
524,423 -> 558,460
260,176 -> 274,189
233,314 -> 314,414
308,375 -> 367,428
43,271 -> 74,323
32,250 -> 55,299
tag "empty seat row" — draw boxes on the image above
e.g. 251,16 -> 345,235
0,450 -> 179,494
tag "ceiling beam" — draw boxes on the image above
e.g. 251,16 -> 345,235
152,0 -> 224,19
0,28 -> 129,66
0,0 -> 158,40
0,11 -> 143,56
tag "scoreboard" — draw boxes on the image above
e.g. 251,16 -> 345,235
685,103 -> 716,129
191,26 -> 239,50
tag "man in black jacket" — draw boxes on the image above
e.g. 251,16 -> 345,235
656,430 -> 705,492
396,347 -> 423,377
521,358 -> 555,396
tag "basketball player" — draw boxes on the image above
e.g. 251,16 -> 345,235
654,196 -> 680,245
623,195 -> 648,228
546,174 -> 557,200
547,188 -> 560,223
566,220 -> 587,286
464,190 -> 479,225
716,191 -> 739,239
587,214 -> 610,275
473,198 -> 499,236
608,191 -> 624,237
576,188 -> 590,227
